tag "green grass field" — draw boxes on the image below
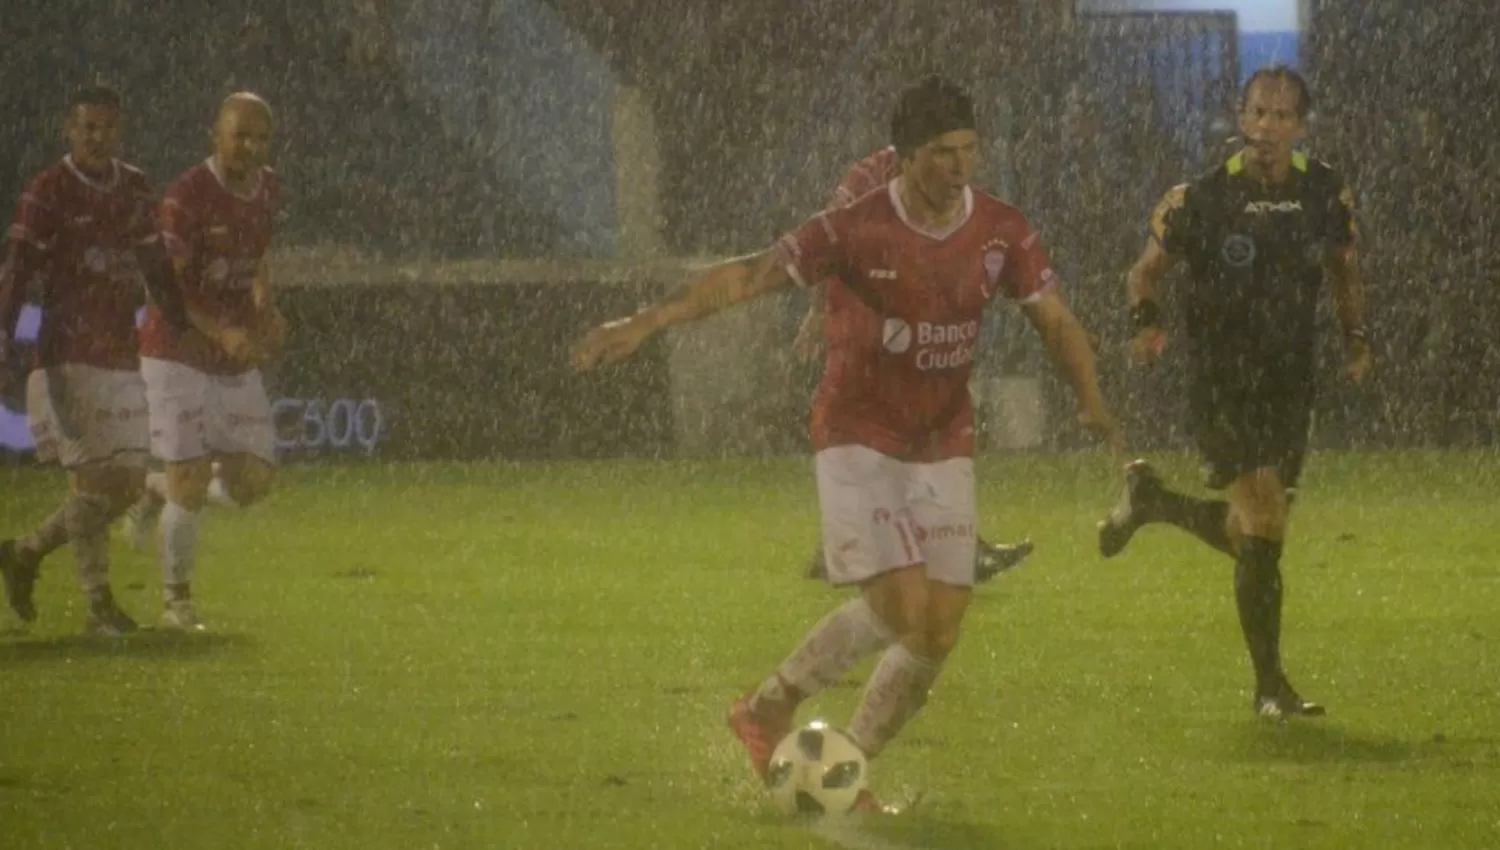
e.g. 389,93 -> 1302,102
1,451 -> 1497,849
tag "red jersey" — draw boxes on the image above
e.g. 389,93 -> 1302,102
777,179 -> 1058,461
0,157 -> 159,370
139,158 -> 280,375
827,147 -> 899,211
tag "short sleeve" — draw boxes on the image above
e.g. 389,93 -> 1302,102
158,183 -> 197,261
775,210 -> 848,289
999,226 -> 1060,304
1150,183 -> 1192,255
8,177 -> 58,251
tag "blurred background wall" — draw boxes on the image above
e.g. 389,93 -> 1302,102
2,0 -> 1496,459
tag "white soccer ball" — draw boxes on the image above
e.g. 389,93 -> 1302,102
766,720 -> 869,816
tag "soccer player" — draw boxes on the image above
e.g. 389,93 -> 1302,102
0,85 -> 171,634
137,91 -> 286,631
573,76 -> 1123,811
1097,67 -> 1372,720
799,146 -> 1033,585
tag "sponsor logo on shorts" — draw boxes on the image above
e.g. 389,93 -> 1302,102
913,523 -> 975,544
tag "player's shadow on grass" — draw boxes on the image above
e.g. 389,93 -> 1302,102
1238,722 -> 1425,765
842,803 -> 1009,850
0,629 -> 250,664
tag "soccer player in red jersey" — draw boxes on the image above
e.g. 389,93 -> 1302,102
799,145 -> 1034,584
135,92 -> 286,631
573,77 -> 1123,811
0,85 -> 173,634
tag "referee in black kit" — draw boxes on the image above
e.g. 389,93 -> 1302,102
1097,66 -> 1372,720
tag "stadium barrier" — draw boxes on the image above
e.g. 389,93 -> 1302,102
1,255 -> 1061,464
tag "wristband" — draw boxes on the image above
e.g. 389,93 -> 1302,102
1344,326 -> 1367,344
1129,299 -> 1162,333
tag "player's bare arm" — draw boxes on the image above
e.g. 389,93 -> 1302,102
1127,186 -> 1185,364
1021,290 -> 1125,459
1327,241 -> 1370,383
1327,187 -> 1371,383
250,258 -> 287,353
571,250 -> 794,371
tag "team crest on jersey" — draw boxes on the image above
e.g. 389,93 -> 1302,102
1221,233 -> 1256,267
980,237 -> 1009,296
983,250 -> 1006,288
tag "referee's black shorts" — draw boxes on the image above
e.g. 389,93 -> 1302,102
1189,381 -> 1313,491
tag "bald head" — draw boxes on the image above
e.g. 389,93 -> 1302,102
212,91 -> 274,182
217,91 -> 274,127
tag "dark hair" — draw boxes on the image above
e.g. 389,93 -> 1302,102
890,75 -> 976,157
1241,65 -> 1311,118
68,84 -> 123,113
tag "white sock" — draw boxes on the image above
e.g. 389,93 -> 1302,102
846,643 -> 944,759
160,502 -> 201,600
206,475 -> 239,508
144,471 -> 168,500
64,494 -> 113,594
752,597 -> 896,711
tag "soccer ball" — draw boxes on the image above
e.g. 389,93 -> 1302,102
766,721 -> 869,816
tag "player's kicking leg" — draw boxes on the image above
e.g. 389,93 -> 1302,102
1097,453 -> 1321,719
1097,459 -> 1234,558
734,448 -> 973,814
806,535 -> 1033,583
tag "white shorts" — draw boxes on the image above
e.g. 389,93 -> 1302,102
26,365 -> 149,468
141,357 -> 276,464
815,444 -> 977,588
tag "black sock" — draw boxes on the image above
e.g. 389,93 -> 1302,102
1143,484 -> 1233,555
1234,536 -> 1285,695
